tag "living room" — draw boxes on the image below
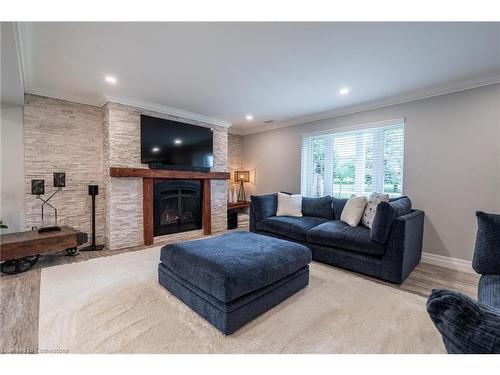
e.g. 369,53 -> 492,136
1,1 -> 500,371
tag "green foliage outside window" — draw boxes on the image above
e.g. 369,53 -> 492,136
310,127 -> 403,198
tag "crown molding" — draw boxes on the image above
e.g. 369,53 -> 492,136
26,87 -> 104,107
25,88 -> 233,128
15,22 -> 30,93
227,127 -> 246,135
104,96 -> 232,128
12,23 -> 26,97
235,73 -> 500,136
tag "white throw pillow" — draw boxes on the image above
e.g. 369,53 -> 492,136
276,192 -> 303,217
340,195 -> 368,227
362,192 -> 390,229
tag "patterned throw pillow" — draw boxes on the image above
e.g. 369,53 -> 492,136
362,192 -> 389,229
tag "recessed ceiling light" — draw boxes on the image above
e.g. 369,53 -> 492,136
339,87 -> 350,95
151,147 -> 160,153
246,114 -> 254,121
105,75 -> 117,84
174,139 -> 182,145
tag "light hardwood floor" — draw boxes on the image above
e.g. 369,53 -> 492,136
0,240 -> 479,354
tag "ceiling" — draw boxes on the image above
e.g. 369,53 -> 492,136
17,22 -> 500,134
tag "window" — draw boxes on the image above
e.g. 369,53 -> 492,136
301,119 -> 405,198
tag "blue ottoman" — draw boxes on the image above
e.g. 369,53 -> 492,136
158,231 -> 311,334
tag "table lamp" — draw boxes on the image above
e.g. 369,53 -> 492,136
234,170 -> 250,202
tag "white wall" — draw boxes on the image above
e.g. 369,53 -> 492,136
241,84 -> 500,261
1,102 -> 25,233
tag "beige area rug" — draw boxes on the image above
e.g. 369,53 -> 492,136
39,247 -> 445,354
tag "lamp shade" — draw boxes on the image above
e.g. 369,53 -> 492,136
234,170 -> 250,183
31,179 -> 45,195
53,172 -> 66,188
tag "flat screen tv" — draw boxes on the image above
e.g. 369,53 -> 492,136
140,115 -> 214,171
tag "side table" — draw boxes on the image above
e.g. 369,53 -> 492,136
227,201 -> 251,230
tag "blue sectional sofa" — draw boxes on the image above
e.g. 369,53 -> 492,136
426,211 -> 500,353
249,193 -> 425,284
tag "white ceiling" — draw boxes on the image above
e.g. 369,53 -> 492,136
18,22 -> 500,134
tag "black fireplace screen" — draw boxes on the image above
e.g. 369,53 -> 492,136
153,180 -> 202,236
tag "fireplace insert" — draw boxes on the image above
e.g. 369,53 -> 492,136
153,180 -> 202,236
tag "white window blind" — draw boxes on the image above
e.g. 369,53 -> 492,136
301,120 -> 405,198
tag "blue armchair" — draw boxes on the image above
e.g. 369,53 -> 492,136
426,211 -> 500,354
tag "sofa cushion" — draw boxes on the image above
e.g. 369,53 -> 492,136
427,289 -> 500,354
472,211 -> 500,275
370,196 -> 412,244
389,196 -> 412,216
478,275 -> 500,309
250,193 -> 277,222
333,197 -> 348,220
256,216 -> 329,242
302,196 -> 334,220
160,231 -> 311,304
306,220 -> 386,257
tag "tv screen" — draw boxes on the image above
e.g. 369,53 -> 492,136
140,115 -> 214,170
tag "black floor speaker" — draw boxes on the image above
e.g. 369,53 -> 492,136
81,184 -> 104,251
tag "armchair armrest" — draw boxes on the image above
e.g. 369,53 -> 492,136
427,289 -> 500,354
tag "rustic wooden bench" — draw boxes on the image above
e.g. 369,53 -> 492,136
0,226 -> 88,274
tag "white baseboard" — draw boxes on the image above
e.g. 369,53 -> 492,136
421,252 -> 474,274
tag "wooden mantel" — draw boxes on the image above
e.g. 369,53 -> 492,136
109,167 -> 230,245
110,167 -> 230,180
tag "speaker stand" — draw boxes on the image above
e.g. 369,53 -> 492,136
80,187 -> 104,251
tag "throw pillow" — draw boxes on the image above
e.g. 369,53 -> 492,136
340,195 -> 367,227
276,192 -> 303,217
362,192 -> 389,228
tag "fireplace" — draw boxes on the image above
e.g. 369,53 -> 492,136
110,167 -> 229,246
153,180 -> 202,236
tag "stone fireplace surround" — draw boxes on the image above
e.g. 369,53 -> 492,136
24,95 -> 229,251
110,167 -> 229,246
